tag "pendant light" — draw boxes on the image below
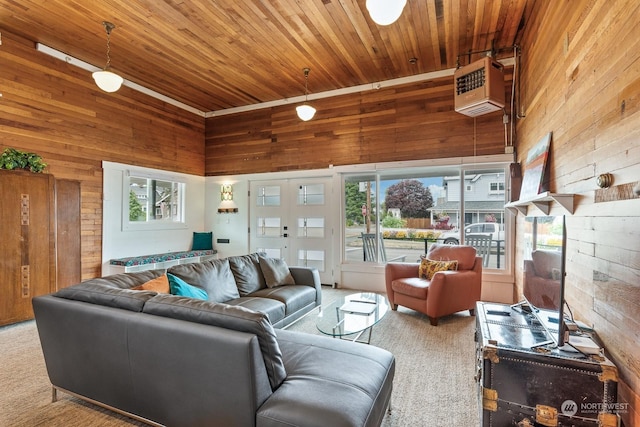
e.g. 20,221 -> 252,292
92,21 -> 124,93
366,0 -> 407,26
296,68 -> 316,121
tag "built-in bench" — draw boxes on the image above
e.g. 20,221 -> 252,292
108,249 -> 217,274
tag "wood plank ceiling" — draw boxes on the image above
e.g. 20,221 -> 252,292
0,0 -> 527,113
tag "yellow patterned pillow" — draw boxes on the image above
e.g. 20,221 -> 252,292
419,258 -> 458,280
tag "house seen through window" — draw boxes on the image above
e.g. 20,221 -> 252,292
125,175 -> 186,229
343,165 -> 508,270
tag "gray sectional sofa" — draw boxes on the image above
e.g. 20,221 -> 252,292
32,253 -> 395,427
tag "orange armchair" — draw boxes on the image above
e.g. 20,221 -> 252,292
384,244 -> 482,326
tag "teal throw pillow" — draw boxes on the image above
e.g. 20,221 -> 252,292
192,232 -> 213,250
167,273 -> 208,300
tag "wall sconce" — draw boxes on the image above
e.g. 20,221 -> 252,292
218,184 -> 238,213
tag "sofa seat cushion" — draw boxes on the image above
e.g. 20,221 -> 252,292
391,277 -> 429,300
168,258 -> 239,303
258,330 -> 395,427
228,253 -> 267,296
142,294 -> 286,390
249,285 -> 317,316
225,297 -> 286,325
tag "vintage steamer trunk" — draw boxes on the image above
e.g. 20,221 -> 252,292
475,302 -> 619,427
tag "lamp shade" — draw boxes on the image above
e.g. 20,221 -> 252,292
92,70 -> 124,92
366,0 -> 407,26
296,104 -> 316,121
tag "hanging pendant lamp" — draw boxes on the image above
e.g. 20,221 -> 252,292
92,21 -> 124,93
296,68 -> 316,121
366,0 -> 407,26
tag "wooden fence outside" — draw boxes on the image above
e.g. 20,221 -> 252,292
405,218 -> 432,229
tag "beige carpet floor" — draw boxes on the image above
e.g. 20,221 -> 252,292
0,288 -> 478,426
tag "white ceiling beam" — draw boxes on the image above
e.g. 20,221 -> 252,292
36,43 -> 514,119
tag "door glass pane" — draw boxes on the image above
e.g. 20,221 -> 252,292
257,217 -> 281,237
256,186 -> 281,206
297,183 -> 324,205
297,217 -> 325,238
257,248 -> 281,258
297,249 -> 325,272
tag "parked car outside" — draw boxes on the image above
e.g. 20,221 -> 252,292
438,222 -> 504,245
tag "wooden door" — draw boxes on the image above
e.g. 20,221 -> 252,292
55,179 -> 81,289
0,170 -> 55,326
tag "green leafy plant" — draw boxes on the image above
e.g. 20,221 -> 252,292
0,148 -> 47,173
381,214 -> 406,229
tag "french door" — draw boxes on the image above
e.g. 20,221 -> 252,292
250,178 -> 333,284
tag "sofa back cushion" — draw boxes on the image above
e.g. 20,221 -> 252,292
55,270 -> 166,312
427,244 -> 477,271
168,259 -> 239,303
142,294 -> 286,390
228,253 -> 267,296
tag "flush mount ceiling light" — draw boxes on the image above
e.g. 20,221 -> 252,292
296,68 -> 316,121
366,0 -> 407,26
92,21 -> 124,93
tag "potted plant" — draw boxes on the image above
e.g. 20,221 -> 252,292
0,148 -> 47,173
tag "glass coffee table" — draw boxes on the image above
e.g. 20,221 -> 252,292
315,292 -> 389,344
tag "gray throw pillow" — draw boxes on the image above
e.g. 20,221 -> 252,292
259,256 -> 295,288
229,253 -> 267,296
168,258 -> 239,303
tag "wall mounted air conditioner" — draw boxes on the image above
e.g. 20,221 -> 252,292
454,57 -> 505,117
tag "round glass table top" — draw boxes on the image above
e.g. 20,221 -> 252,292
315,292 -> 389,338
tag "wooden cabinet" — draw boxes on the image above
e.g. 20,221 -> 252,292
55,179 -> 82,289
0,170 -> 81,326
0,170 -> 56,326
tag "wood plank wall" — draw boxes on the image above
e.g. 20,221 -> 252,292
0,32 -> 205,280
205,72 -> 513,175
5,4 -> 638,421
516,1 -> 640,425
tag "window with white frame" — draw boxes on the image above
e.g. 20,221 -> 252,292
123,172 -> 186,230
343,164 -> 510,271
489,181 -> 505,194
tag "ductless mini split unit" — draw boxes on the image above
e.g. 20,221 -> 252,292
454,56 -> 505,117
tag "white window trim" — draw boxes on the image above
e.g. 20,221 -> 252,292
339,155 -> 514,276
122,168 -> 188,231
